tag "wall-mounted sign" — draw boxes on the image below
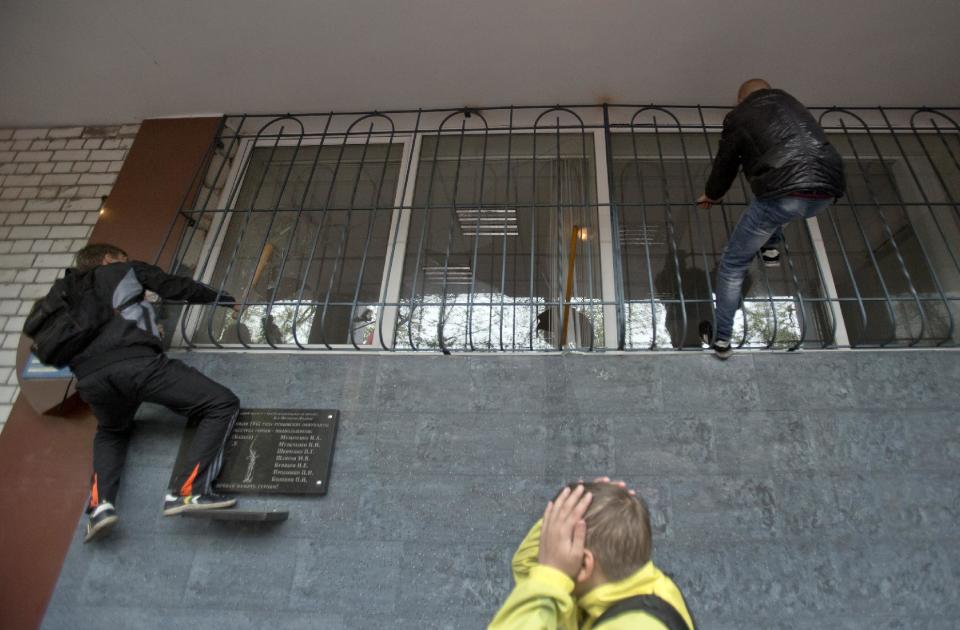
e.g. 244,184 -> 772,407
171,408 -> 338,495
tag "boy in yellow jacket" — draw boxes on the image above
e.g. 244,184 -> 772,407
489,479 -> 694,630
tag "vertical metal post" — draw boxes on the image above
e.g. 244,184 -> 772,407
602,104 -> 626,349
592,126 -> 620,350
561,225 -> 581,348
806,216 -> 851,347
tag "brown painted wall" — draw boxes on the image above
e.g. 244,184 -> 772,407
0,117 -> 222,630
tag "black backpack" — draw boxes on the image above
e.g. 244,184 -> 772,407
23,269 -> 119,368
594,594 -> 691,629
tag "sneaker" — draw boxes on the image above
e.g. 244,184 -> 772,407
163,492 -> 237,516
760,247 -> 781,267
84,502 -> 119,543
712,338 -> 733,360
699,321 -> 732,359
698,320 -> 713,346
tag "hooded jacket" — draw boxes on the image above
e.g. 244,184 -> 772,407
705,89 -> 845,201
69,261 -> 232,378
488,520 -> 694,630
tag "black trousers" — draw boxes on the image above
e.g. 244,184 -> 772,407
76,354 -> 239,510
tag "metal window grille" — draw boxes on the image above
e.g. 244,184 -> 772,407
156,104 -> 960,352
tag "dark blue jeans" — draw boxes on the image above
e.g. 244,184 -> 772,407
714,195 -> 832,341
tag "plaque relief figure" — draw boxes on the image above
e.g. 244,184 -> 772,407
243,437 -> 259,484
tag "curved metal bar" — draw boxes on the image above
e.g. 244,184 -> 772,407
347,119 -> 398,351
498,107 -> 514,351
632,110 -> 688,349
818,109 -> 900,346
405,123 -> 445,351
695,107 -> 759,347
317,119 -> 384,350
465,124 -> 491,351
272,114 -> 332,350
205,116 -> 305,349
177,119 -> 253,349
554,119 -> 565,350
291,117 -> 351,350
436,118 -> 470,355
821,204 -> 867,346
377,109 -> 422,350
238,122 -> 309,350
625,121 -> 659,349
578,119 -> 596,351
533,106 -> 587,129
154,116 -> 228,270
674,108 -> 717,349
829,110 -> 928,345
170,116 -> 245,349
852,109 -> 945,346
886,108 -> 960,344
777,230 -> 808,351
603,104 -> 628,350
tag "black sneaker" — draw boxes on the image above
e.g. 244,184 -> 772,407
163,492 -> 237,516
760,247 -> 781,267
712,338 -> 733,360
84,502 -> 119,543
699,321 -> 732,359
698,321 -> 713,346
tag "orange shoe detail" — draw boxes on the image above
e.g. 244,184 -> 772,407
179,464 -> 200,497
89,473 -> 99,509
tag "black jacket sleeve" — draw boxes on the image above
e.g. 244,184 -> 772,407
704,115 -> 742,201
130,261 -> 235,305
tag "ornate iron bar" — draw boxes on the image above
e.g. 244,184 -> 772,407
156,104 -> 960,352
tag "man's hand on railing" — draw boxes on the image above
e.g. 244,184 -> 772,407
696,193 -> 722,209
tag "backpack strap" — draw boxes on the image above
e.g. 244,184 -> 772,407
593,594 -> 690,629
114,291 -> 145,314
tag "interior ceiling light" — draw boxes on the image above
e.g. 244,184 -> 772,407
423,265 -> 474,285
456,207 -> 519,237
619,226 -> 664,246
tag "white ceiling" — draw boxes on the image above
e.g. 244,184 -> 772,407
2,0 -> 959,127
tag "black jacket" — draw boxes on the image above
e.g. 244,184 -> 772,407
705,89 -> 845,201
70,261 -> 232,378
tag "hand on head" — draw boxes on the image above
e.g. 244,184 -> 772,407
538,484 -> 593,578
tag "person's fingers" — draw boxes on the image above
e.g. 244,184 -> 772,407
571,490 -> 593,523
553,486 -> 571,512
554,485 -> 584,524
542,499 -> 554,521
571,519 -> 587,553
592,476 -> 610,483
564,484 -> 584,511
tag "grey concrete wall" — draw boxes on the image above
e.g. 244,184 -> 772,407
43,350 -> 960,629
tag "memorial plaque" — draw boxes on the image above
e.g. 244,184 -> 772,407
170,408 -> 338,495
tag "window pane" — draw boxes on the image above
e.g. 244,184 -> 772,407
196,143 -> 401,346
396,133 -> 602,350
820,132 -> 960,346
611,133 -> 833,349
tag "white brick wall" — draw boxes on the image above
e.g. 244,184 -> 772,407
0,123 -> 139,431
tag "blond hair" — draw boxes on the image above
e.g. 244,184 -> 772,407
570,482 -> 652,581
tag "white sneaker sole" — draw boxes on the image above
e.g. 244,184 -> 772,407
84,514 -> 119,543
163,498 -> 237,516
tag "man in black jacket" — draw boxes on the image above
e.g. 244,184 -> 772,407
697,79 -> 845,358
68,243 -> 241,542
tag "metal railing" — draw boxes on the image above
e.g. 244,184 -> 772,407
156,104 -> 960,352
